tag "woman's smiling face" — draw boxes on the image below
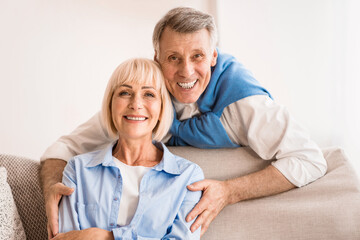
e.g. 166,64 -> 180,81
111,82 -> 162,141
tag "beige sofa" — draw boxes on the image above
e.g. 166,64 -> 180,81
1,146 -> 360,240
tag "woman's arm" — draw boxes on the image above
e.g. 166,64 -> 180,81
58,159 -> 80,233
52,228 -> 114,240
162,166 -> 204,240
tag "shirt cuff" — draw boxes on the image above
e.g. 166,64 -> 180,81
271,156 -> 326,187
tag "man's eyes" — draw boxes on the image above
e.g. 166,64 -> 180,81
168,54 -> 204,62
168,55 -> 178,61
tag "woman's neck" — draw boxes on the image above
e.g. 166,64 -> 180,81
112,138 -> 162,167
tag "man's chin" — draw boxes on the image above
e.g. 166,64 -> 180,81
173,94 -> 199,104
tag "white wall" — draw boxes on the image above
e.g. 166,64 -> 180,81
1,0 -> 359,176
217,0 -> 360,176
0,0 -> 214,159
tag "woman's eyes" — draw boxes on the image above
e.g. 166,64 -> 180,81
119,91 -> 130,96
118,91 -> 156,98
144,92 -> 156,98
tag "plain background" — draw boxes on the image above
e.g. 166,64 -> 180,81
1,0 -> 359,176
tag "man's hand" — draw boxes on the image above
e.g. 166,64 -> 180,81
185,166 -> 296,236
40,159 -> 70,239
52,228 -> 114,240
45,182 -> 74,239
186,179 -> 230,236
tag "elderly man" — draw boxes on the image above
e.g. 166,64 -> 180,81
41,7 -> 327,239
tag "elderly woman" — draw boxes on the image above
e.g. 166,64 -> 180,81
57,58 -> 203,240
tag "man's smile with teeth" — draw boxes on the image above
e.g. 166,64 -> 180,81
125,116 -> 147,121
177,79 -> 197,89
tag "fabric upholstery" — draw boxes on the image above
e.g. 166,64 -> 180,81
1,147 -> 360,240
0,167 -> 26,240
169,147 -> 360,240
0,155 -> 47,240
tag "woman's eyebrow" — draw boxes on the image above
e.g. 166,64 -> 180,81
142,86 -> 155,89
120,84 -> 132,88
119,84 -> 155,90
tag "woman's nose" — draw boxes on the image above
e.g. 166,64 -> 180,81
128,95 -> 143,110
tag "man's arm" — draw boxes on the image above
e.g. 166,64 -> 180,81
177,95 -> 326,235
186,165 -> 295,235
40,112 -> 114,238
40,159 -> 73,239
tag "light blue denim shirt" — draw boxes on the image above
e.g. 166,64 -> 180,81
59,141 -> 204,240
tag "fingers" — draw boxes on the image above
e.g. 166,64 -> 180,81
54,182 -> 74,196
186,196 -> 208,223
189,208 -> 211,233
200,212 -> 213,237
47,223 -> 53,240
49,213 -> 59,237
186,180 -> 231,236
45,182 -> 73,239
187,179 -> 208,192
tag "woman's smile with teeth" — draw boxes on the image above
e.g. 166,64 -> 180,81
177,80 -> 197,89
125,116 -> 147,121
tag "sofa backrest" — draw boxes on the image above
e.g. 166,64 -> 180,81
1,146 -> 360,240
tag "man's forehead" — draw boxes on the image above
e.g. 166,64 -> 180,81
159,28 -> 212,54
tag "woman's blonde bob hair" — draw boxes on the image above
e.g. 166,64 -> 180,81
101,58 -> 173,141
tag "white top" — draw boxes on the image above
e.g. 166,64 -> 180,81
113,157 -> 151,226
41,95 -> 327,187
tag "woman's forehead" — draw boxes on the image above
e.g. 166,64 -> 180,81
116,78 -> 160,90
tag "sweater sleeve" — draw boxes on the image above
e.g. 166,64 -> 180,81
41,112 -> 115,162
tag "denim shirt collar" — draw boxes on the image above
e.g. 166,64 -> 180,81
85,140 -> 181,175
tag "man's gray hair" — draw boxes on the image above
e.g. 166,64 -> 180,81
153,7 -> 218,55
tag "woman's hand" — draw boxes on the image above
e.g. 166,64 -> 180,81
52,228 -> 114,240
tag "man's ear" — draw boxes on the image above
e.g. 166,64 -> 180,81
154,52 -> 159,63
211,49 -> 218,67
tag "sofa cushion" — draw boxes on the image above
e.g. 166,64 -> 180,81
168,146 -> 360,240
0,167 -> 26,240
0,155 -> 47,240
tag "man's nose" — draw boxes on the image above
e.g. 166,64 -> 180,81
129,95 -> 143,110
178,59 -> 195,78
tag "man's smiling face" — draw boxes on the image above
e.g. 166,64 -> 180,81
156,27 -> 217,104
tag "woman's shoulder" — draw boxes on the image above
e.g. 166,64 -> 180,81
68,144 -> 112,168
157,142 -> 204,177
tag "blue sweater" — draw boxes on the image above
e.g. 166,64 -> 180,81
168,49 -> 272,148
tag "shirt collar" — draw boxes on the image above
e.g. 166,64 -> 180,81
85,141 -> 117,168
152,141 -> 181,175
85,141 -> 181,175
